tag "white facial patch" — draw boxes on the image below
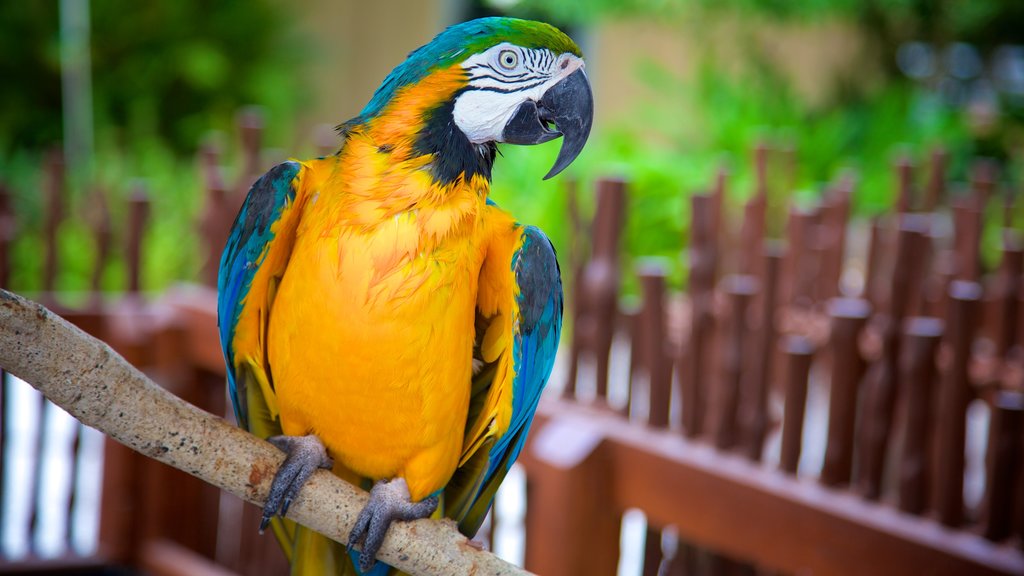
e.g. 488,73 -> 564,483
453,42 -> 584,144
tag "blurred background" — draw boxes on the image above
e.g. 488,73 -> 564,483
1,0 -> 1024,575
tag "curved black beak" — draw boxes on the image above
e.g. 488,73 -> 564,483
501,68 -> 594,180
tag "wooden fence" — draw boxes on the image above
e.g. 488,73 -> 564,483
0,122 -> 1022,575
538,146 -> 1024,575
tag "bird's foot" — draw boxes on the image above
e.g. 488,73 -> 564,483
259,434 -> 334,533
347,478 -> 438,573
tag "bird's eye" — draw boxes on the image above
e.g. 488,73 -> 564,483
498,50 -> 518,70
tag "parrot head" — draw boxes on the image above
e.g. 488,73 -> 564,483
346,17 -> 593,183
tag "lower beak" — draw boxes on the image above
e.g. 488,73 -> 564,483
501,68 -> 594,180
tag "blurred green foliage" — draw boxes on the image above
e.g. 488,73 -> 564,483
0,1 -> 306,154
2,1 -> 1020,299
2,138 -> 205,296
1,1 -> 307,296
507,0 -> 1024,52
492,0 -> 1022,292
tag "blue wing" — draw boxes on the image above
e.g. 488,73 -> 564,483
448,224 -> 563,536
216,161 -> 303,431
490,225 -> 563,473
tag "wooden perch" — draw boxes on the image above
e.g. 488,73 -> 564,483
0,288 -> 530,576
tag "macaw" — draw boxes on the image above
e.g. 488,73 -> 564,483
217,16 -> 592,575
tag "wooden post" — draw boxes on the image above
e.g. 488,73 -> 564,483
640,262 -> 672,430
198,138 -> 231,288
780,335 -> 815,474
795,208 -> 823,309
902,214 -> 932,319
933,281 -> 983,527
126,182 -> 151,296
780,140 -> 798,195
87,184 -> 112,309
683,194 -> 717,438
970,158 -> 998,213
714,274 -> 758,450
711,166 -> 727,284
897,317 -> 944,515
579,178 -> 626,402
864,218 -> 886,308
623,306 -> 642,417
523,419 -> 619,576
980,391 -> 1024,542
818,177 -> 852,301
994,235 -> 1023,357
857,220 -> 924,499
821,298 -> 871,487
785,206 -> 818,308
236,106 -> 265,204
895,154 -> 915,214
953,201 -> 982,283
924,147 -> 947,212
638,262 -> 672,576
739,243 -> 783,461
738,142 -> 769,277
565,178 -> 584,399
740,200 -> 766,280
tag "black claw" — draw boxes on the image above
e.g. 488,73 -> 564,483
259,514 -> 271,534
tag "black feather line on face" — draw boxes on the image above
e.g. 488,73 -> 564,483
413,96 -> 497,186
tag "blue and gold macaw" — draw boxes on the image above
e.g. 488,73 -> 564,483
217,17 -> 591,575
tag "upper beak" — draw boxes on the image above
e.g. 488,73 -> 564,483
501,68 -> 594,180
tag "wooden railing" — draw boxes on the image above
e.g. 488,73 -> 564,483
542,146 -> 1024,575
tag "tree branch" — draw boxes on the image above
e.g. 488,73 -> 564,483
0,289 -> 530,576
